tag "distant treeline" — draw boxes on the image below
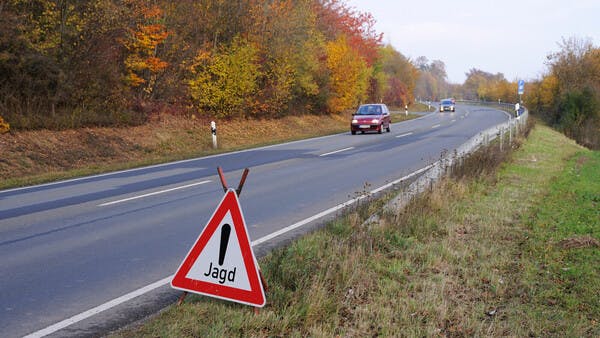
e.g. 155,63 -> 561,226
0,0 -> 420,130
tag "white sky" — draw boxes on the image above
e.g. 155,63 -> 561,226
346,0 -> 600,83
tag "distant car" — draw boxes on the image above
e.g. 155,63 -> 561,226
440,99 -> 455,112
350,104 -> 391,135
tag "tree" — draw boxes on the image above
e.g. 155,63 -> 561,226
188,37 -> 261,118
415,58 -> 448,100
315,0 -> 382,66
524,37 -> 600,148
122,1 -> 169,98
378,45 -> 417,106
325,35 -> 369,112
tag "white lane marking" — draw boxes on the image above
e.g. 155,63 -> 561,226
319,147 -> 354,157
1,133 -> 342,195
431,124 -> 441,129
24,163 -> 435,337
98,180 -> 211,207
395,132 -> 413,138
251,163 -> 434,246
22,276 -> 172,338
451,119 -> 456,123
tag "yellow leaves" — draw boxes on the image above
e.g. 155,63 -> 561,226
325,35 -> 369,112
0,116 -> 10,134
125,73 -> 145,87
539,74 -> 559,108
187,37 -> 261,118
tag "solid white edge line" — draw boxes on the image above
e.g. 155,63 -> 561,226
395,132 -> 413,138
431,124 -> 441,129
319,147 -> 354,157
0,133 -> 343,195
2,112 -> 441,196
24,163 -> 434,338
22,276 -> 173,338
98,180 -> 211,207
4,112 -> 441,196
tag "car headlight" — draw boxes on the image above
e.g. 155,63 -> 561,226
371,119 -> 379,124
352,119 -> 358,124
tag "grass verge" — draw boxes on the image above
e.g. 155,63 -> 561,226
111,122 -> 598,337
0,108 -> 426,190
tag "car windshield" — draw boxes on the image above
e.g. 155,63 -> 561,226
441,100 -> 452,105
356,105 -> 382,115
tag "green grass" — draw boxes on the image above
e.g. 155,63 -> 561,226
111,122 -> 599,337
519,149 -> 600,336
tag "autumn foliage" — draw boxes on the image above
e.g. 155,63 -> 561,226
0,0 -> 417,130
122,1 -> 169,96
0,116 -> 9,134
526,38 -> 600,149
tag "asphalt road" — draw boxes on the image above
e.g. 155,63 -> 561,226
0,105 -> 508,337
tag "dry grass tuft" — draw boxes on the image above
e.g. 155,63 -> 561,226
558,235 -> 600,249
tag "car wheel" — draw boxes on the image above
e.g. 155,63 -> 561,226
361,131 -> 365,134
351,130 -> 356,135
386,124 -> 391,133
378,125 -> 382,134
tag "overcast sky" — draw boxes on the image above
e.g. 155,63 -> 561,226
346,0 -> 600,83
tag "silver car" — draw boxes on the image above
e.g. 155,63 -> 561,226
440,99 -> 455,112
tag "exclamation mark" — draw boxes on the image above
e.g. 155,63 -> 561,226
218,224 -> 231,266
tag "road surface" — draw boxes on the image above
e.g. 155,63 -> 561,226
0,105 -> 508,337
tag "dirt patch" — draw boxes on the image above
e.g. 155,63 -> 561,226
575,155 -> 589,170
558,235 -> 600,249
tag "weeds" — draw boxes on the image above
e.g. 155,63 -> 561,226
112,119 -> 599,337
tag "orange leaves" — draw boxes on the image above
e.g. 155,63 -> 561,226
146,56 -> 168,73
0,115 -> 10,134
125,73 -> 146,87
132,24 -> 169,52
141,4 -> 163,19
316,0 -> 382,66
122,2 -> 169,94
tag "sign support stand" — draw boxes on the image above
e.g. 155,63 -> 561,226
177,166 -> 264,308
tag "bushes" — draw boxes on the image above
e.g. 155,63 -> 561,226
1,1 -> 420,131
526,38 -> 600,149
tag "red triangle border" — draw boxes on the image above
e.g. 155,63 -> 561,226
171,189 -> 265,307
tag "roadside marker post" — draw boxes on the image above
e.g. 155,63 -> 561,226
172,167 -> 266,308
211,121 -> 217,149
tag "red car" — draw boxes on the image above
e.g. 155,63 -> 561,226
350,104 -> 391,135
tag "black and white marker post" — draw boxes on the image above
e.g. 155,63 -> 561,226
211,121 -> 217,149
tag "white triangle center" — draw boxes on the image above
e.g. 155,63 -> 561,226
185,211 -> 251,290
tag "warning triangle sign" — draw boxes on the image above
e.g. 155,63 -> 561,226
171,188 -> 266,307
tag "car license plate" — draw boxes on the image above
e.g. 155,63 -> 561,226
359,125 -> 370,128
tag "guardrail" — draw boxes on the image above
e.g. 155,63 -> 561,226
383,104 -> 529,213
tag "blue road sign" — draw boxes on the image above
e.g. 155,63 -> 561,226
518,80 -> 525,95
